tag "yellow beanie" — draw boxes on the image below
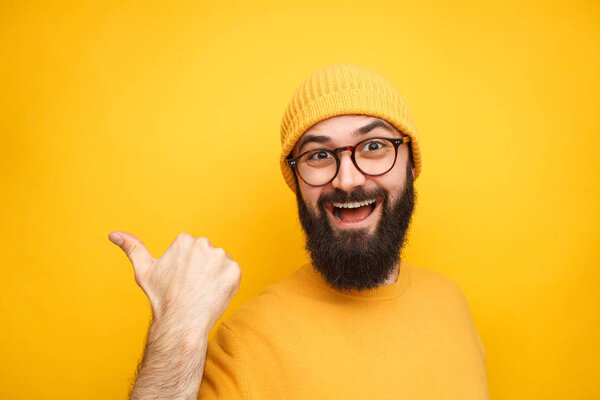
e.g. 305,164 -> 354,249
279,63 -> 422,193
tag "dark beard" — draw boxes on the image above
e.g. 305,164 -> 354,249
296,162 -> 416,292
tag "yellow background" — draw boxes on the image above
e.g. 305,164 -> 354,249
1,0 -> 598,398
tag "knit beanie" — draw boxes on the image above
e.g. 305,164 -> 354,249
279,63 -> 422,193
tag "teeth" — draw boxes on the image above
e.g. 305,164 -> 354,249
332,199 -> 376,209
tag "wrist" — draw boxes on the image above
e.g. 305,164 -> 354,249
149,317 -> 212,348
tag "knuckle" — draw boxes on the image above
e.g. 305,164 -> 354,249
214,247 -> 227,258
194,236 -> 212,248
176,232 -> 194,243
232,261 -> 241,273
122,242 -> 136,257
228,262 -> 242,282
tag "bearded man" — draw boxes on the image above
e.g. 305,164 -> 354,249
109,63 -> 489,400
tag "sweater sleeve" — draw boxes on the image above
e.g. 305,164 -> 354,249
197,323 -> 250,399
452,281 -> 487,365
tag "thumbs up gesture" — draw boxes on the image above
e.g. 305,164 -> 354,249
108,231 -> 241,331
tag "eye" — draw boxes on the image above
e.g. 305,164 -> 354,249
361,140 -> 386,152
308,150 -> 333,161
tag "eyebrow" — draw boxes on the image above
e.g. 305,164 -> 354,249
296,119 -> 397,154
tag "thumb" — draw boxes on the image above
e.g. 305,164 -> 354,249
108,231 -> 155,275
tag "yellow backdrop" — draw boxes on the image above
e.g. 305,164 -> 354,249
1,0 -> 598,399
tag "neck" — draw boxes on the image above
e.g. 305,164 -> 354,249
379,263 -> 400,286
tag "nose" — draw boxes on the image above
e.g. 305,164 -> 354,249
331,150 -> 366,191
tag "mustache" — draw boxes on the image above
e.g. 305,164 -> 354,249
317,187 -> 389,210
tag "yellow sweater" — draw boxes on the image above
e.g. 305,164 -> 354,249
198,260 -> 489,399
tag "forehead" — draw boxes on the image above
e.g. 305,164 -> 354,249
292,115 -> 401,154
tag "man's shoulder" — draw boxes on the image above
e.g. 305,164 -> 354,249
406,261 -> 470,301
406,262 -> 480,331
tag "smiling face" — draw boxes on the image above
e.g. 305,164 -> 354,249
292,115 -> 413,234
291,115 -> 416,291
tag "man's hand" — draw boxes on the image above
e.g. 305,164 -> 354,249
108,231 -> 241,399
109,231 -> 241,330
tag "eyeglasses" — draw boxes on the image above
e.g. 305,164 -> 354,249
286,136 -> 411,187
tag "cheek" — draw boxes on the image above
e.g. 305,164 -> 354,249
299,184 -> 323,211
370,163 -> 408,201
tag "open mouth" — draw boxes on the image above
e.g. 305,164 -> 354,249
325,198 -> 381,227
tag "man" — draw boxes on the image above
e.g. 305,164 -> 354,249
109,63 -> 489,399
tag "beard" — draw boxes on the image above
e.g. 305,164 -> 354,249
296,162 -> 416,292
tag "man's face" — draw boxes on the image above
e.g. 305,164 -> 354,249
291,115 -> 416,292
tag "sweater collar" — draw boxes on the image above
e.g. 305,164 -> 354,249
300,259 -> 411,301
